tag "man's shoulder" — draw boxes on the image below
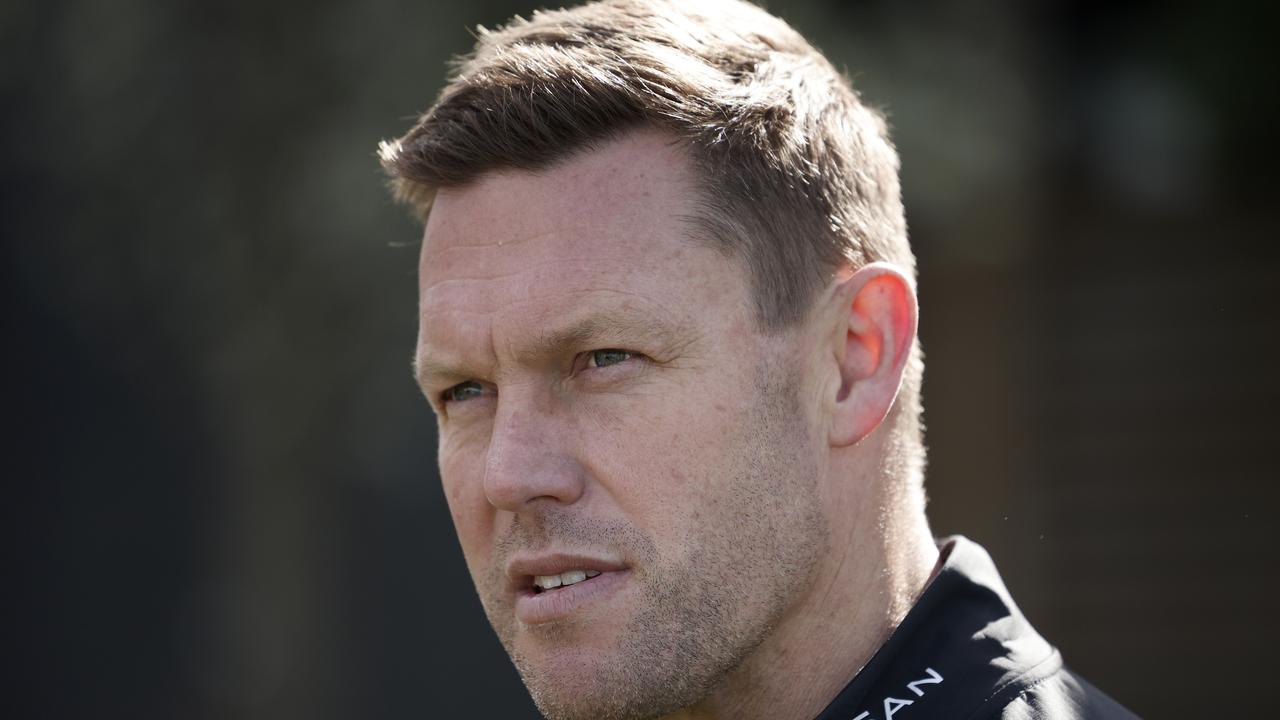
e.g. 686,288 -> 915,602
989,666 -> 1139,720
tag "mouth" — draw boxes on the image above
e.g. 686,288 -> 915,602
530,568 -> 603,594
509,556 -> 630,625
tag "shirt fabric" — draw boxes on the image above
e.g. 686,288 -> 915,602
813,536 -> 1140,720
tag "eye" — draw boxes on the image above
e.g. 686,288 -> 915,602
442,380 -> 488,404
587,349 -> 636,368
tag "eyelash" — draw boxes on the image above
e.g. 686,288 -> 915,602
585,348 -> 637,369
439,349 -> 641,405
441,381 -> 488,405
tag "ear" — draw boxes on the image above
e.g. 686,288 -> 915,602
825,262 -> 918,448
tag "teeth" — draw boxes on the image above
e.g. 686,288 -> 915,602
533,569 -> 601,590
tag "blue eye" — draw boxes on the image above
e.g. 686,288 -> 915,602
444,381 -> 486,403
589,349 -> 634,368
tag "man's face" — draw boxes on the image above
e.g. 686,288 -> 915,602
416,130 -> 831,719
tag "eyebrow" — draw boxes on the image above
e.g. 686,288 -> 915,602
413,309 -> 685,390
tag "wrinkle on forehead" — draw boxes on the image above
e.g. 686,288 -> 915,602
421,218 -> 703,292
416,284 -> 695,386
417,247 -> 737,384
421,259 -> 677,315
428,228 -> 561,253
420,129 -> 700,260
414,128 -> 745,385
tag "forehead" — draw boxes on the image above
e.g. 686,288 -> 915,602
417,131 -> 743,360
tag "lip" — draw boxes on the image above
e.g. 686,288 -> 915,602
506,552 -> 630,625
515,568 -> 630,624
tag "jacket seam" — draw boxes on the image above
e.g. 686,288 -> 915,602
962,648 -> 1064,720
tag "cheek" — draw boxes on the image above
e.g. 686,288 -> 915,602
439,445 -> 495,561
584,389 -> 743,520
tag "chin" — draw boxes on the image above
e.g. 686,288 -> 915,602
509,628 -> 683,720
512,626 -> 720,720
525,677 -> 679,720
517,647 -> 634,720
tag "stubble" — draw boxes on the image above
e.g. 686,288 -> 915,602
492,364 -> 830,720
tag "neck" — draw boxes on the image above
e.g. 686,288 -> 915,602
664,457 -> 938,720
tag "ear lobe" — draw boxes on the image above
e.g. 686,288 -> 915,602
828,263 -> 918,448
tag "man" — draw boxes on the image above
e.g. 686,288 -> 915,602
378,1 -> 1137,718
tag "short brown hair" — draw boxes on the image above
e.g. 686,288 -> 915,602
380,0 -> 924,466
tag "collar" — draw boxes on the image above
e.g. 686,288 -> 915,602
813,536 -> 1061,720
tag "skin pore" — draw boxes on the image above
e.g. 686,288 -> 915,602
414,128 -> 939,720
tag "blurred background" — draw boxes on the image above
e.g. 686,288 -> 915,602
6,0 -> 1278,717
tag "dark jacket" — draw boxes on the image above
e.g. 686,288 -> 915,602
814,537 -> 1139,720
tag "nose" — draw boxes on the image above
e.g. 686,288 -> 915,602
482,391 -> 586,511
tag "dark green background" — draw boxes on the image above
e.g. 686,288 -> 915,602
7,0 -> 1277,717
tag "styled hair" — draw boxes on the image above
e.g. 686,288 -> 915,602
380,0 -> 925,472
